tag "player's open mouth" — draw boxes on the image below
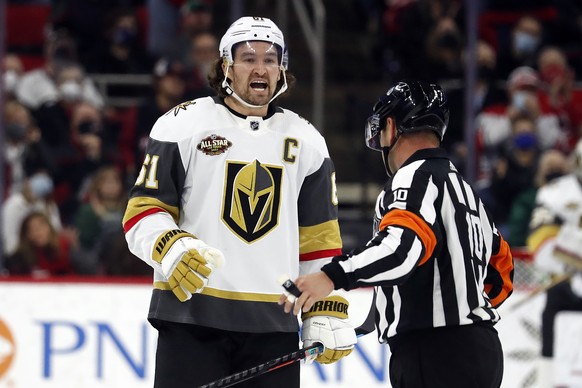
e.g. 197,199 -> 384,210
250,81 -> 268,91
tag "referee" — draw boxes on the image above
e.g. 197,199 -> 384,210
281,80 -> 514,388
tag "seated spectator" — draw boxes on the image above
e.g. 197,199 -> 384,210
165,0 -> 214,62
2,53 -> 25,102
3,101 -> 57,197
507,149 -> 570,247
4,212 -> 78,277
55,102 -> 124,222
424,16 -> 465,82
378,0 -> 462,80
15,30 -> 104,111
489,114 -> 542,230
2,171 -> 62,257
475,66 -> 566,189
86,7 -> 153,75
183,31 -> 218,99
497,15 -> 544,79
536,46 -> 582,150
445,40 -> 507,172
131,58 -> 188,179
73,165 -> 127,274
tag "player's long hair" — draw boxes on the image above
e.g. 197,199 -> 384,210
207,58 -> 296,99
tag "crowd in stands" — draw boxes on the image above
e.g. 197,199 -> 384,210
2,0 -> 582,277
1,0 -> 218,276
376,0 -> 582,242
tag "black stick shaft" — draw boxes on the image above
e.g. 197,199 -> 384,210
197,344 -> 324,388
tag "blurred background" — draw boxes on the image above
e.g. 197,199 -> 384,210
1,0 -> 582,387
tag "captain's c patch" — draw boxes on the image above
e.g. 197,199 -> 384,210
221,160 -> 283,243
197,134 -> 233,156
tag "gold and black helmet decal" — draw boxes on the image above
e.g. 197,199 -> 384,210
222,159 -> 283,243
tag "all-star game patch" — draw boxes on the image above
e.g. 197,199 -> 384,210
197,134 -> 233,155
167,100 -> 195,116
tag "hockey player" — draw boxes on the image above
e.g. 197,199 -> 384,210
122,16 -> 356,388
527,138 -> 582,387
280,80 -> 514,388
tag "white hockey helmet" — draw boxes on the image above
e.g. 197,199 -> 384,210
219,16 -> 288,70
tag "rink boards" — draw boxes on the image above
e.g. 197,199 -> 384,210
0,279 -> 580,387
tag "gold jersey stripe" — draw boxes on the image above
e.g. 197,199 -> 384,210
123,196 -> 180,225
299,220 -> 342,255
153,282 -> 281,303
526,225 -> 560,253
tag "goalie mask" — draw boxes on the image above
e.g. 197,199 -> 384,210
219,16 -> 288,108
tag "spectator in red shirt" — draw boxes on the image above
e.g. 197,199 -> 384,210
5,211 -> 79,277
537,46 -> 582,150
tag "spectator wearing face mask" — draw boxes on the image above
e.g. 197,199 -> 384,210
536,46 -> 582,151
489,114 -> 542,230
15,30 -> 104,111
1,170 -> 63,258
3,101 -> 57,199
2,54 -> 25,102
54,102 -> 124,223
475,66 -> 566,193
87,7 -> 153,74
424,17 -> 465,83
497,15 -> 544,79
30,62 -> 105,156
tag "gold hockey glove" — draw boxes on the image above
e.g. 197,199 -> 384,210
301,295 -> 357,364
153,230 -> 224,302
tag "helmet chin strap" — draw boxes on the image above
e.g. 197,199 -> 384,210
381,130 -> 401,177
221,63 -> 288,109
381,147 -> 393,177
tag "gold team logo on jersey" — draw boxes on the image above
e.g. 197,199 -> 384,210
168,100 -> 195,116
222,160 -> 282,243
197,134 -> 233,155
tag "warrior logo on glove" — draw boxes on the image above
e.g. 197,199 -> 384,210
301,295 -> 357,364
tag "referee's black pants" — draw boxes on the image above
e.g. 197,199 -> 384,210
387,322 -> 503,388
150,319 -> 300,388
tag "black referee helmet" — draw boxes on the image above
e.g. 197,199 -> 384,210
365,80 -> 450,151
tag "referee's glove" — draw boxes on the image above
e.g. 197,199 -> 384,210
153,230 -> 224,302
301,295 -> 357,364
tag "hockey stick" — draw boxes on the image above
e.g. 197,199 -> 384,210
508,271 -> 575,312
197,343 -> 324,388
198,279 -> 377,388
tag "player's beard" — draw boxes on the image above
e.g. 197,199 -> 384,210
240,83 -> 273,106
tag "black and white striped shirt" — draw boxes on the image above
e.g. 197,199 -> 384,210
322,148 -> 513,341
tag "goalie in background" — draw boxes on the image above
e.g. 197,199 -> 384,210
281,80 -> 514,388
527,138 -> 582,387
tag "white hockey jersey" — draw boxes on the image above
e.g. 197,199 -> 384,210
528,174 -> 582,273
123,96 -> 342,332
